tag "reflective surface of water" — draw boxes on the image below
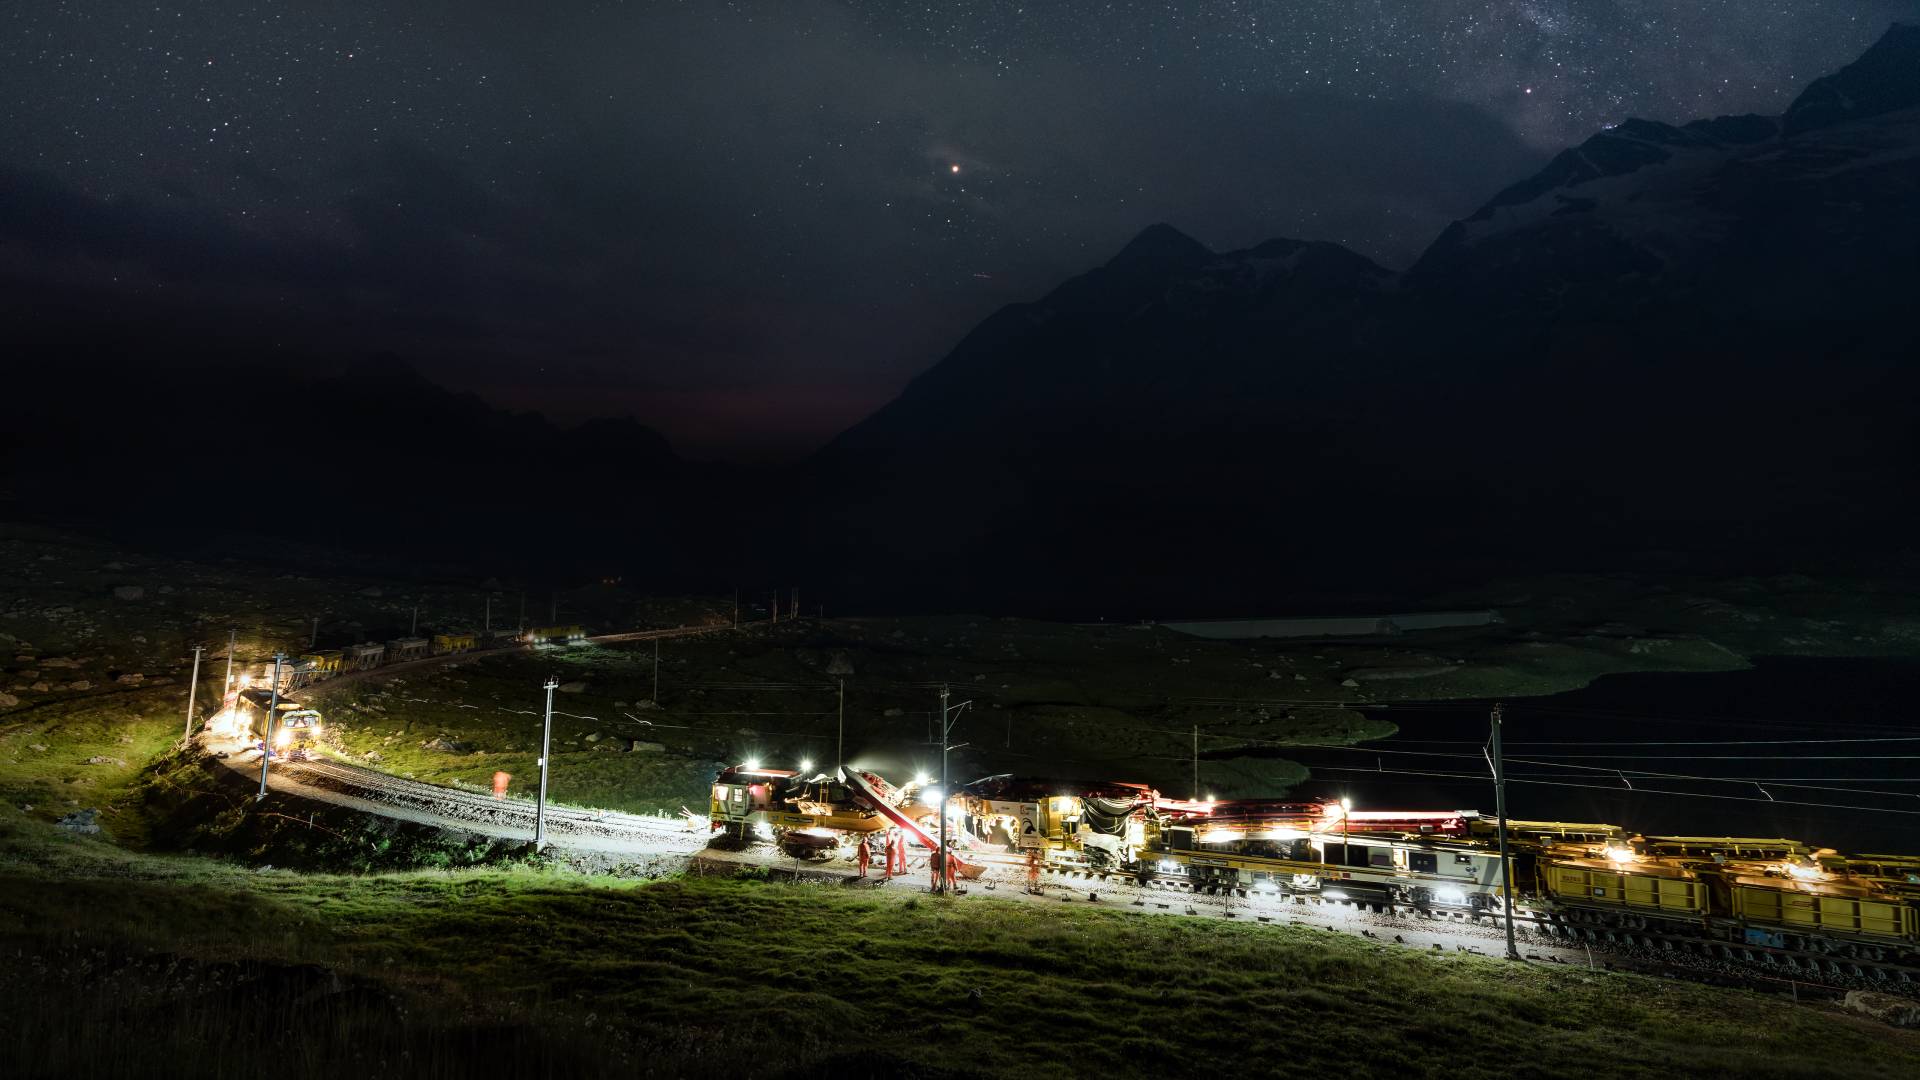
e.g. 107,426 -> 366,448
1288,657 -> 1920,854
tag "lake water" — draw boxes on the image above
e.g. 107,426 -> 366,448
1283,657 -> 1920,855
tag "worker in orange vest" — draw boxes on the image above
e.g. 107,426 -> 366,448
855,836 -> 871,878
1026,848 -> 1042,894
886,828 -> 905,877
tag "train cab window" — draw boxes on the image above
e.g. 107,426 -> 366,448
1410,852 -> 1438,874
1369,850 -> 1393,868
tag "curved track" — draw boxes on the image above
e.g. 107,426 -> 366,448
291,756 -> 694,842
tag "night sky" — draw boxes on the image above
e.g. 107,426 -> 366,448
4,2 -> 1911,458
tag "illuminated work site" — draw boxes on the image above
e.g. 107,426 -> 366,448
10,6 -> 1920,1078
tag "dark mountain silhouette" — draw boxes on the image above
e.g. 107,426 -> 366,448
0,347 -> 767,588
5,28 -> 1917,615
801,25 -> 1920,615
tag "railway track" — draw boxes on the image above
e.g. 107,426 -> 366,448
231,620 -> 737,844
246,743 -> 1920,999
1005,860 -> 1920,994
287,756 -> 698,844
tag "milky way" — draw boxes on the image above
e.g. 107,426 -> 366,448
3,1 -> 1910,456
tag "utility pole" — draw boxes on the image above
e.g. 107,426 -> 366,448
182,645 -> 204,746
771,590 -> 779,624
518,591 -> 526,634
309,618 -> 319,649
256,652 -> 285,800
410,606 -> 419,636
1490,703 -> 1520,961
791,586 -> 799,619
935,685 -> 972,896
732,587 -> 739,627
550,595 -> 557,623
836,677 -> 846,773
535,677 -> 557,849
222,629 -> 237,693
1192,724 -> 1200,801
939,685 -> 950,895
485,596 -> 492,636
651,637 -> 661,705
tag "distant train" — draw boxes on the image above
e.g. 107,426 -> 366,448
710,765 -> 1920,971
266,626 -> 590,692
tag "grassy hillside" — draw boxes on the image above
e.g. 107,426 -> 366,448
3,808 -> 1914,1079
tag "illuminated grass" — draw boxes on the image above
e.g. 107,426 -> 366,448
0,690 -> 186,843
3,810 -> 1915,1079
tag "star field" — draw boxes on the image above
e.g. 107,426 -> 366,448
2,1 -> 1911,457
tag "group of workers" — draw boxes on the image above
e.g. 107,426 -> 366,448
849,828 -> 1047,894
851,827 -> 966,890
853,827 -> 911,879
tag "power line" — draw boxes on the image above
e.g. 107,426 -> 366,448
1511,753 -> 1920,761
1496,770 -> 1920,802
1305,762 -> 1920,817
1177,695 -> 1919,738
1394,735 -> 1920,748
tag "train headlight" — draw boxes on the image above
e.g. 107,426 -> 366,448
1435,885 -> 1468,905
752,823 -> 774,840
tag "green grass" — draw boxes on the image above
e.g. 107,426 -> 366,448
3,807 -> 1915,1079
305,621 -> 1412,813
0,689 -> 186,844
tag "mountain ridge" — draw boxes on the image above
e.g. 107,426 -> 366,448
799,25 -> 1920,614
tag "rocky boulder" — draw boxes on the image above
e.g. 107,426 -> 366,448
56,808 -> 101,834
111,586 -> 145,601
420,737 -> 473,754
1844,990 -> 1920,1029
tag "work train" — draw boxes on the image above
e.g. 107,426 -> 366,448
710,765 -> 1920,967
267,624 -> 589,692
233,688 -> 324,761
223,624 -> 595,751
